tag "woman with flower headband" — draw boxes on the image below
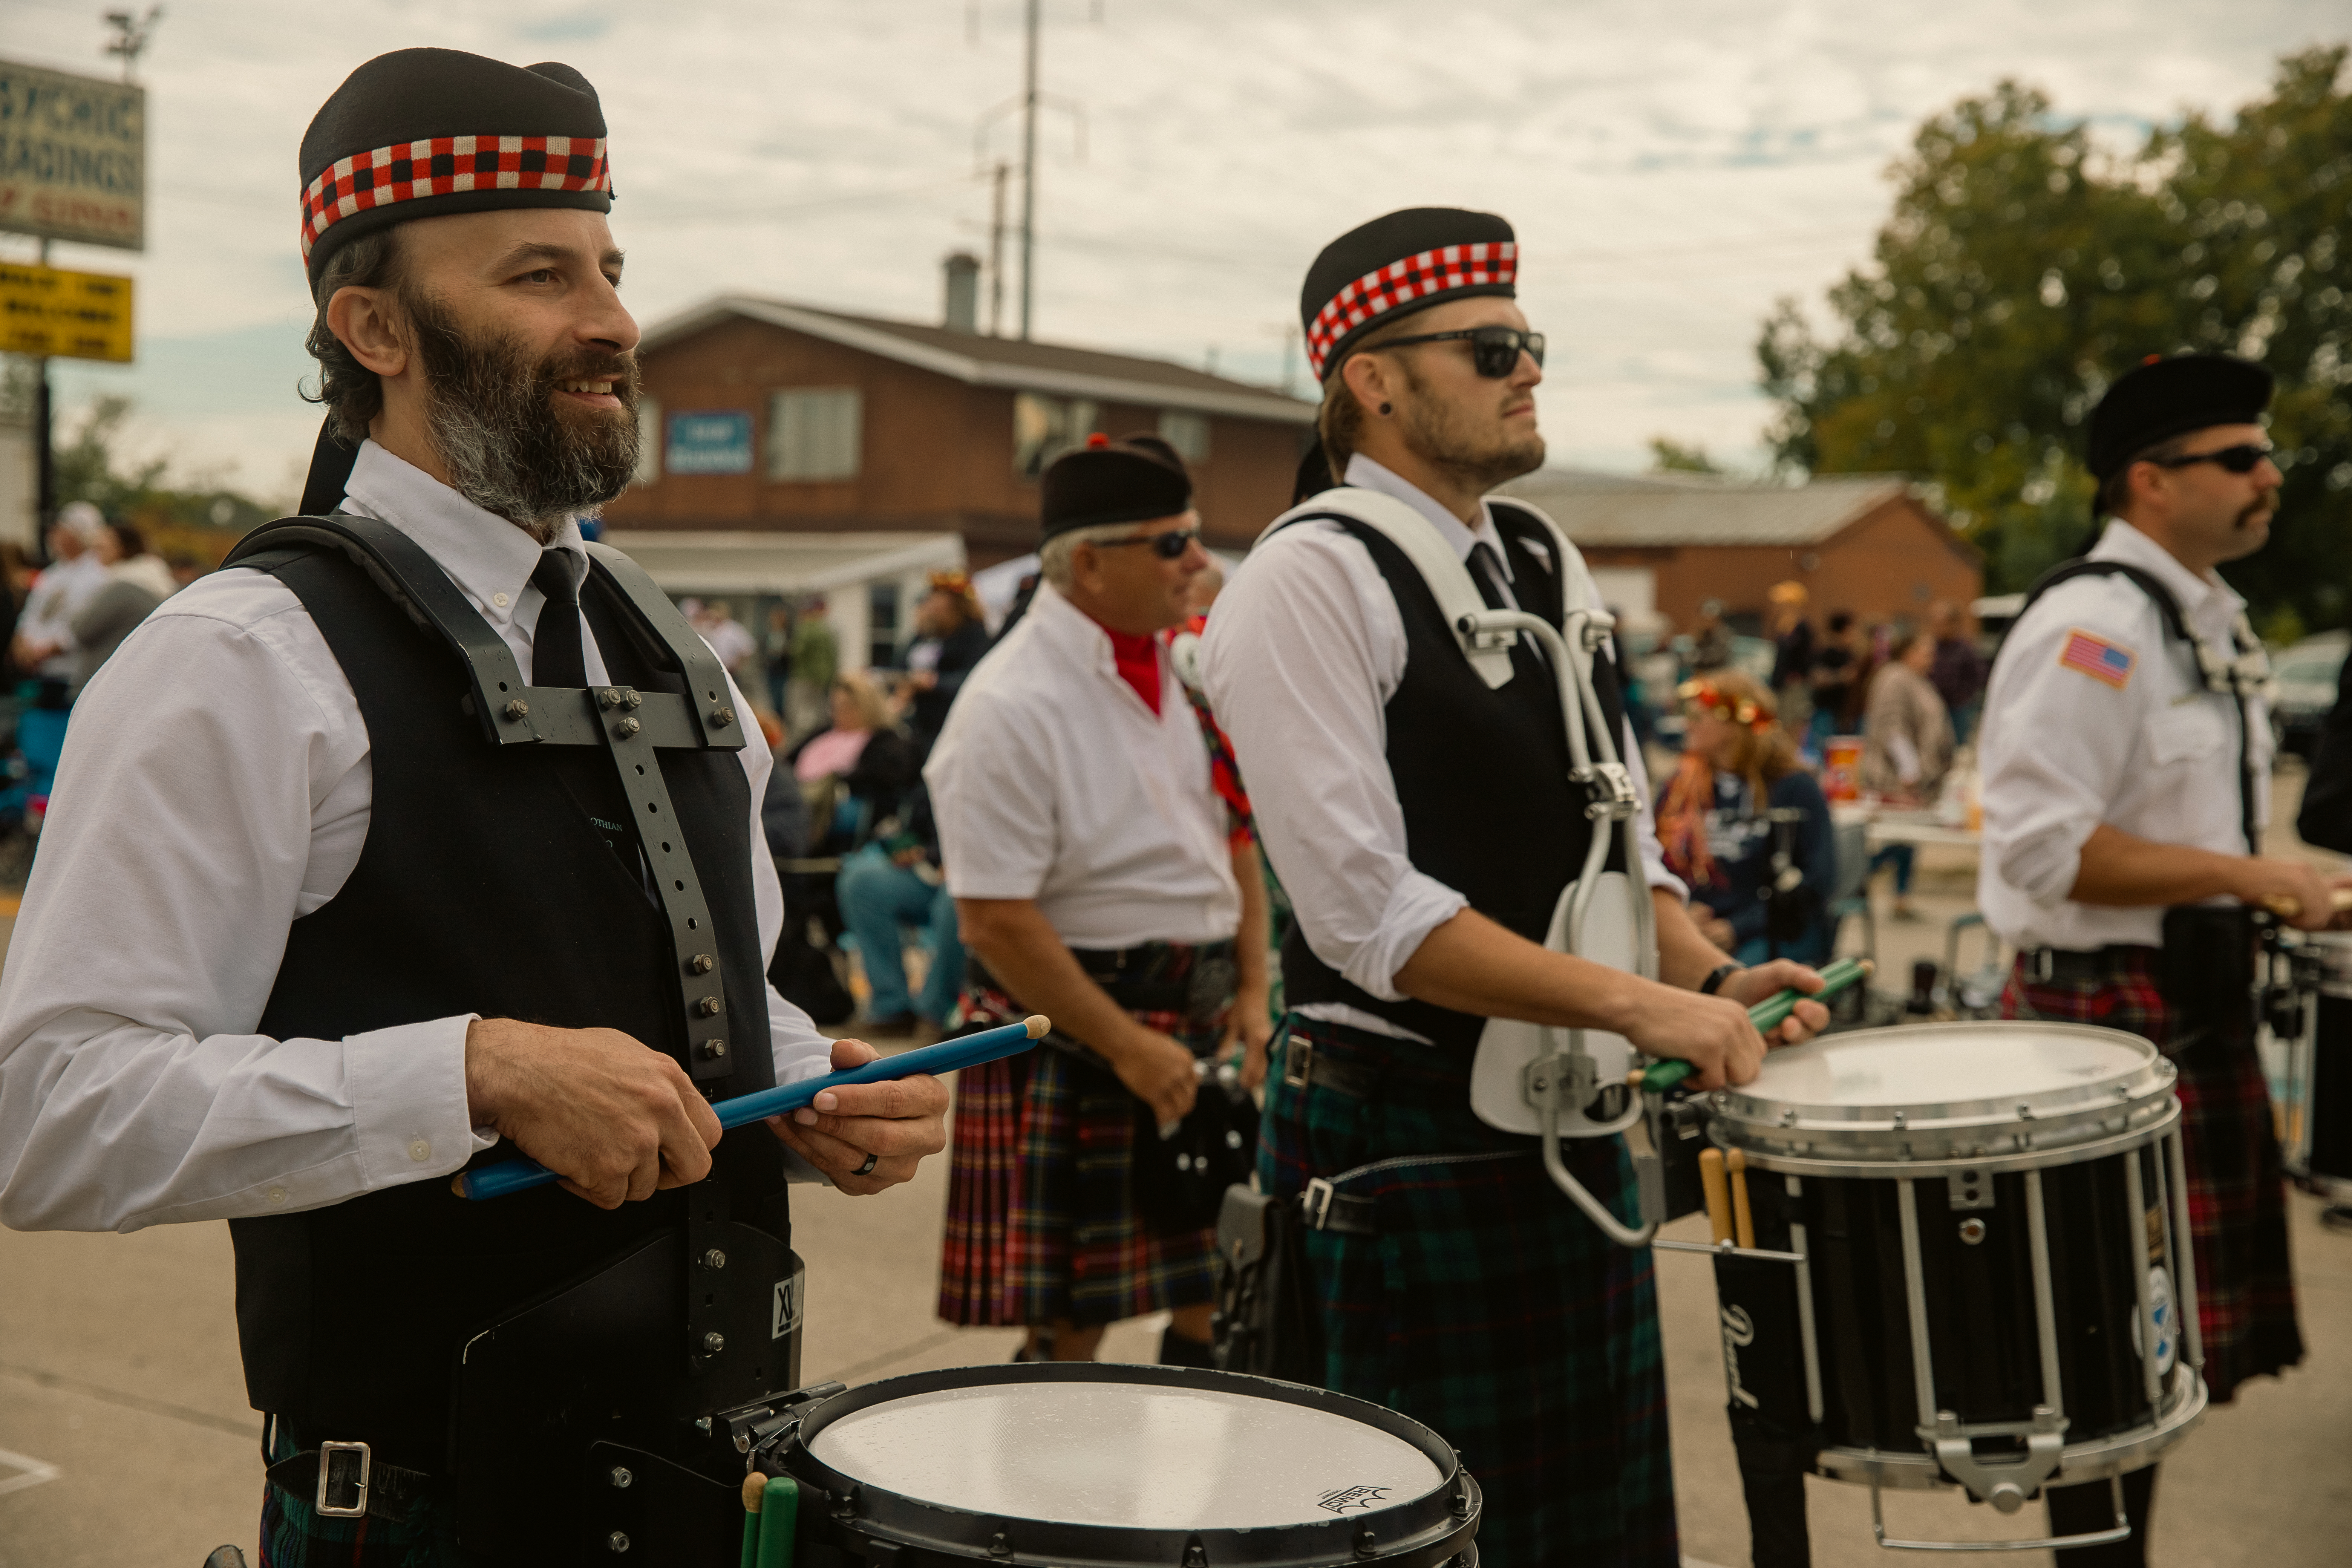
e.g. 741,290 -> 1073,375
1657,669 -> 1839,968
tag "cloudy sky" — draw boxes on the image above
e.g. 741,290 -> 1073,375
5,0 -> 2341,504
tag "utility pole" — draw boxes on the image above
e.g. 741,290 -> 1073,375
1018,0 -> 1040,341
104,8 -> 164,83
988,161 -> 1009,338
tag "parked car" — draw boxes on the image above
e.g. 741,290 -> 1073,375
2272,631 -> 2349,761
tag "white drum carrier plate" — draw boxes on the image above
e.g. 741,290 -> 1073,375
806,1378 -> 1446,1530
1711,1021 -> 2178,1175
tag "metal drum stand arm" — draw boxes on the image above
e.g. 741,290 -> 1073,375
1455,605 -> 1660,1248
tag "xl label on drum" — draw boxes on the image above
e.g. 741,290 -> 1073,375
772,1274 -> 804,1340
1317,1486 -> 1389,1514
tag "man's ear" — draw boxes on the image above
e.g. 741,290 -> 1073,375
1340,349 -> 1394,415
326,286 -> 409,379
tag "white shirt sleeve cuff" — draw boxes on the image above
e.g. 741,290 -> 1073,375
766,985 -> 841,1184
345,1013 -> 494,1187
1998,821 -> 2095,908
1340,871 -> 1469,1003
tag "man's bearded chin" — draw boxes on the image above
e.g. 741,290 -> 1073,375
406,289 -> 642,542
1396,368 -> 1545,495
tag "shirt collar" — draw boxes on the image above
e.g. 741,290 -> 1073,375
337,439 -> 587,626
2090,519 -> 2244,635
1344,453 -> 1513,580
1027,580 -> 1165,711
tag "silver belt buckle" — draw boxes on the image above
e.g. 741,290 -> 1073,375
2027,948 -> 2056,985
315,1439 -> 371,1518
1302,1176 -> 1336,1230
1282,1038 -> 1314,1091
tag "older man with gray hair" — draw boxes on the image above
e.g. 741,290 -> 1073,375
926,432 -> 1273,1367
11,502 -> 114,702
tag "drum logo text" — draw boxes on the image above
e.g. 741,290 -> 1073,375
1720,1305 -> 1761,1410
772,1275 -> 804,1340
1318,1486 -> 1389,1514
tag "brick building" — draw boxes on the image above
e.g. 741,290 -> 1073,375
1498,469 -> 1982,633
603,289 -> 1315,568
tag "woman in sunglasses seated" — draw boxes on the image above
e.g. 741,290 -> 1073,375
924,433 -> 1274,1369
1658,670 -> 1839,968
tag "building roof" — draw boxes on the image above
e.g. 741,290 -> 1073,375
601,530 -> 966,595
1498,469 -> 1922,548
641,297 -> 1317,426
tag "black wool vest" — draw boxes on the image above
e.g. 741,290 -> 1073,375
230,544 -> 780,1464
1279,501 -> 1629,1049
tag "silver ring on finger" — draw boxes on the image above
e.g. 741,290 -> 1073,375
852,1152 -> 879,1178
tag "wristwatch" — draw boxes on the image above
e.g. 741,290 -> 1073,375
1699,962 -> 1741,996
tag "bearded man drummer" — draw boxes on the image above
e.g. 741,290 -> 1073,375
1979,352 -> 2332,1563
0,48 -> 949,1564
1200,207 -> 1828,1566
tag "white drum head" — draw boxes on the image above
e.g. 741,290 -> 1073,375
806,1377 -> 1445,1530
1746,1024 -> 2151,1112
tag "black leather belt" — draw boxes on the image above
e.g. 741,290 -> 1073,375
265,1438 -> 435,1523
2019,946 -> 2121,985
1300,1177 -> 1379,1236
1278,1034 -> 1378,1100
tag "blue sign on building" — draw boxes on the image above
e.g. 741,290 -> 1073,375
667,409 -> 753,475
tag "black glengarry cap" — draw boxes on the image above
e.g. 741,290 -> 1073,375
2087,353 -> 2273,480
1040,433 -> 1193,540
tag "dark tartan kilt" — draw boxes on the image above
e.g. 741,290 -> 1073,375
937,949 -> 1227,1329
2001,947 -> 2303,1402
1259,1015 -> 1678,1568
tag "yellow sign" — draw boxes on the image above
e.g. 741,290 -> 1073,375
0,261 -> 132,361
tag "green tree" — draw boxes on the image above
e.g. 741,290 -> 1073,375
52,395 -> 273,563
1761,47 -> 2352,625
1647,436 -> 1723,475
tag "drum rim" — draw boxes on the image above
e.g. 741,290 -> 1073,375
775,1361 -> 1482,1566
1710,1021 -> 2171,1149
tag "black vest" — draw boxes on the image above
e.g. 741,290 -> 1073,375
228,542 -> 781,1462
1278,500 -> 1628,1049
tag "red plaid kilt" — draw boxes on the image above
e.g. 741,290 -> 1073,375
2002,946 -> 2303,1402
937,962 -> 1225,1328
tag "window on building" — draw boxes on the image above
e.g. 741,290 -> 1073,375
768,387 -> 863,482
633,398 -> 661,485
1156,409 -> 1211,465
1012,393 -> 1100,479
868,580 -> 902,669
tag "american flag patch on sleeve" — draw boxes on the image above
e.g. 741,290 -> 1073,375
2058,628 -> 2136,689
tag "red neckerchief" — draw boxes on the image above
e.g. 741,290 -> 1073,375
1100,623 -> 1162,715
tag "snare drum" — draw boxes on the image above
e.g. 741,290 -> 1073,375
1703,1023 -> 2206,1545
2282,931 -> 2352,1202
754,1363 -> 1480,1566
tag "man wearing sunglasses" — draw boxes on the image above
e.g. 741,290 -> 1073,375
1200,207 -> 1829,1566
1980,352 -> 2327,1564
925,433 -> 1274,1368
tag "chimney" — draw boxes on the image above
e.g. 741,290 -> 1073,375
942,252 -> 981,334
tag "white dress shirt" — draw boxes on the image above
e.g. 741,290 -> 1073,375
0,441 -> 835,1233
1199,455 -> 1684,1042
17,550 -> 110,677
926,580 -> 1241,948
1977,520 -> 2274,952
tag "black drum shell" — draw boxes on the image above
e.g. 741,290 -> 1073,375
764,1363 -> 1482,1568
2308,994 -> 2352,1183
1715,1147 -> 2175,1458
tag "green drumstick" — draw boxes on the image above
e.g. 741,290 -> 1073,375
1638,957 -> 1873,1095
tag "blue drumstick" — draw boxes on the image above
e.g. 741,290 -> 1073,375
453,1015 -> 1050,1201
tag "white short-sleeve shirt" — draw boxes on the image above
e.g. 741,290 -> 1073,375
925,580 -> 1241,948
1976,520 -> 2273,951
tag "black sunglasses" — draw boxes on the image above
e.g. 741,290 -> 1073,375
2149,443 -> 2276,475
1091,526 -> 1200,560
1371,325 -> 1546,378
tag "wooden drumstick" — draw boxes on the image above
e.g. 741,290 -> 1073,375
739,1472 -> 765,1568
1726,1147 -> 1756,1251
1699,1147 -> 1733,1246
2259,888 -> 2352,919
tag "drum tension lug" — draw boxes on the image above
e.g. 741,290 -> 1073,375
1354,1522 -> 1379,1557
1182,1537 -> 1208,1568
988,1528 -> 1014,1558
831,1481 -> 859,1521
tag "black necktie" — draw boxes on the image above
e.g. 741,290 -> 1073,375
1468,542 -> 1511,611
530,551 -> 586,688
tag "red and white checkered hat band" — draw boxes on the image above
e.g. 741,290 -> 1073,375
1305,241 -> 1517,379
299,134 -> 612,259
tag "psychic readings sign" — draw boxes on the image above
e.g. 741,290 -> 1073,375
0,60 -> 146,252
0,261 -> 133,361
668,409 -> 755,475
